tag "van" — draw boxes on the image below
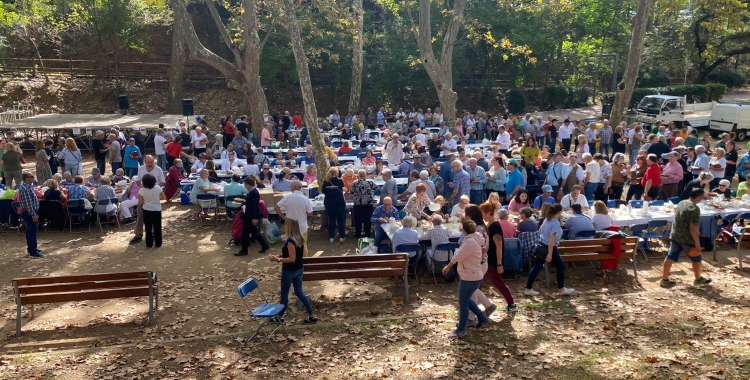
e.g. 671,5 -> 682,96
708,103 -> 750,141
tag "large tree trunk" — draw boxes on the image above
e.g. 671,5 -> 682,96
167,5 -> 186,115
347,0 -> 364,115
410,0 -> 466,125
241,0 -> 270,136
281,0 -> 328,186
610,0 -> 655,123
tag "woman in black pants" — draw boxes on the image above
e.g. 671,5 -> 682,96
626,155 -> 647,201
350,169 -> 377,238
322,167 -> 347,243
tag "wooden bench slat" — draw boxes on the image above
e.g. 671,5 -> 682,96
304,260 -> 406,271
13,272 -> 151,286
303,268 -> 404,281
18,279 -> 152,295
302,254 -> 407,264
558,244 -> 637,255
561,252 -> 634,262
20,287 -> 151,305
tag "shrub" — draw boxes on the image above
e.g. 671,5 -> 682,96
505,89 -> 526,114
637,66 -> 671,87
707,69 -> 746,88
569,87 -> 590,108
545,85 -> 569,109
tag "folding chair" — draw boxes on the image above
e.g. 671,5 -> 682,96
629,200 -> 644,209
429,242 -> 459,284
629,223 -> 650,260
644,220 -> 668,245
67,199 -> 91,234
197,193 -> 220,226
648,200 -> 664,207
237,277 -> 288,347
575,230 -> 596,239
607,200 -> 617,208
350,149 -> 361,156
587,200 -> 594,208
332,141 -> 343,148
96,198 -> 121,232
38,200 -> 67,232
225,204 -> 243,224
734,226 -> 750,270
667,196 -> 681,205
395,244 -> 422,286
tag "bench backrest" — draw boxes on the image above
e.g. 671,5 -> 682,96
302,254 -> 408,281
13,271 -> 157,306
557,237 -> 638,262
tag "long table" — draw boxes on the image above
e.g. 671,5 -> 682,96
380,222 -> 462,242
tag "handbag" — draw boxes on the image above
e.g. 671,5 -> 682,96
442,264 -> 458,283
532,244 -> 549,261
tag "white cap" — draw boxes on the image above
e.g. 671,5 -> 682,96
132,127 -> 140,131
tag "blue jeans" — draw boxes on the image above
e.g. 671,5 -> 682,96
547,138 -> 556,153
537,135 -> 546,147
470,190 -> 484,205
599,143 -> 611,158
64,164 -> 79,178
21,211 -> 39,255
527,246 -> 566,289
457,279 -> 487,332
374,224 -> 389,252
157,154 -> 167,172
477,129 -> 487,140
584,182 -> 598,201
279,267 -> 313,316
111,161 -> 122,176
126,167 -> 138,178
327,208 -> 346,239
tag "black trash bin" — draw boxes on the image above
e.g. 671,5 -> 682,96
602,104 -> 612,116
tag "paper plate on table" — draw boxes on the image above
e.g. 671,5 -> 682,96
429,203 -> 441,212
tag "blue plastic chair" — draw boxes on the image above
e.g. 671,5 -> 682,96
648,200 -> 665,207
629,200 -> 644,209
350,149 -> 362,156
357,153 -> 367,159
607,200 -> 617,208
332,141 -> 343,148
430,242 -> 460,284
398,210 -> 407,219
395,244 -> 422,286
237,278 -> 288,347
308,186 -> 319,199
667,196 -> 681,205
373,153 -> 383,159
95,197 -> 120,232
587,200 -> 595,208
66,199 -> 91,234
629,223 -> 650,260
197,193 -> 220,226
251,138 -> 260,147
467,139 -> 476,144
397,185 -> 407,194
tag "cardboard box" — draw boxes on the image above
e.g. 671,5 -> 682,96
258,188 -> 275,208
274,192 -> 292,208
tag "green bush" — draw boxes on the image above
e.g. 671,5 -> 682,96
637,66 -> 671,87
545,85 -> 589,109
707,69 -> 746,88
505,89 -> 527,114
599,84 -> 728,108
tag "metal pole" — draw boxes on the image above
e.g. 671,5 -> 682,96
613,54 -> 619,92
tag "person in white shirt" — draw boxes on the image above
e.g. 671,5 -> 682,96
192,127 -> 209,156
415,131 -> 426,145
494,125 -> 511,155
223,151 -> 247,171
582,153 -> 600,200
154,128 -> 169,171
274,180 -> 314,256
191,153 -> 208,173
561,185 -> 588,210
558,119 -> 574,151
242,155 -> 259,176
384,134 -> 404,164
395,108 -> 407,120
442,132 -> 458,152
584,123 -> 598,153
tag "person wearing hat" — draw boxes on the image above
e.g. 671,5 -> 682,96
191,153 -> 208,173
85,168 -> 103,188
504,159 -> 523,203
659,151 -> 684,200
398,154 -> 413,176
123,137 -> 142,178
533,184 -> 556,209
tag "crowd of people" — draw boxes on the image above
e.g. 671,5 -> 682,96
1,108 -> 739,338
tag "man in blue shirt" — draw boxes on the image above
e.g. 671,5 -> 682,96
18,172 -> 43,258
449,160 -> 470,206
296,148 -> 315,166
371,197 -> 400,252
690,145 -> 709,179
533,185 -> 556,209
123,138 -> 142,178
232,130 -> 249,149
377,107 -> 385,127
545,152 -> 567,196
563,204 -> 594,240
439,153 -> 456,195
466,158 -> 487,205
505,159 -> 523,202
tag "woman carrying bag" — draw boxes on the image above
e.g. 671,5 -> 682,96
524,203 -> 575,296
57,138 -> 82,177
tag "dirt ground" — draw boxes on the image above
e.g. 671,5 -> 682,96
1,160 -> 750,379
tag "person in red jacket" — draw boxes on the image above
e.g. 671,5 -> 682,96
642,153 -> 661,201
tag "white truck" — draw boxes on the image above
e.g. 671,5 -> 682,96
708,103 -> 750,141
635,95 -> 715,128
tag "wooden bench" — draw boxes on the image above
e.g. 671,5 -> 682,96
301,254 -> 410,302
12,271 -> 158,337
544,237 -> 639,287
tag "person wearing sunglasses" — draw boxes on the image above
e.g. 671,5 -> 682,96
257,165 -> 275,185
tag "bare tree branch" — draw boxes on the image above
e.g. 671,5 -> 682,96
204,0 -> 242,65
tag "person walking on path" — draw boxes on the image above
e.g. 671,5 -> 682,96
274,180 -> 313,257
660,188 -> 712,287
237,176 -> 270,255
524,203 -> 575,296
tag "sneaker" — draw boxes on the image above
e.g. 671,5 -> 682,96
269,316 -> 284,324
694,277 -> 712,286
129,236 -> 143,245
28,252 -> 44,259
467,317 -> 477,326
523,288 -> 540,296
303,316 -> 318,324
659,278 -> 677,287
474,318 -> 489,329
485,304 -> 498,318
330,238 -> 335,243
339,238 -> 345,243
558,287 -> 575,296
448,330 -> 467,339
505,304 -> 518,313
122,218 -> 136,225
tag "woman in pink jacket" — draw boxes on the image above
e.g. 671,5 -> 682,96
442,219 -> 489,339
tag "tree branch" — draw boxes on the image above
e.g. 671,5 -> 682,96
204,0 -> 242,64
439,0 -> 467,84
260,25 -> 274,52
703,46 -> 750,79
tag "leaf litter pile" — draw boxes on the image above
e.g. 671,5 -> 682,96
0,207 -> 749,379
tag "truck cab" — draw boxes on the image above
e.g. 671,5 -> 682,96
634,95 -> 713,128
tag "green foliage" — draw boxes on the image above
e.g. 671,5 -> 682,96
600,84 -> 728,107
505,89 -> 526,114
707,69 -> 746,88
545,85 -> 589,109
637,66 -> 671,88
